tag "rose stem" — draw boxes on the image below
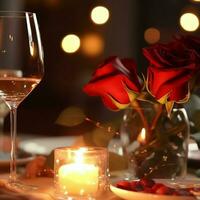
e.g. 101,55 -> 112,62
150,104 -> 163,131
130,100 -> 151,138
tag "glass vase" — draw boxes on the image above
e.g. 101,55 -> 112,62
120,100 -> 189,179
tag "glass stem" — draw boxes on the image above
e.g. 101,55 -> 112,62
9,106 -> 17,183
0,118 -> 4,153
0,118 -> 4,132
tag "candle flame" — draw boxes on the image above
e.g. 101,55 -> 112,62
137,128 -> 146,144
74,147 -> 87,163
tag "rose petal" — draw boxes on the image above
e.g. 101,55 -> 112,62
83,57 -> 142,110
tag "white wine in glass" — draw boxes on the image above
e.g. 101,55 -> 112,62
0,11 -> 44,185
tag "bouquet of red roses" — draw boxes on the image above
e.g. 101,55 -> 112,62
83,35 -> 200,179
83,35 -> 200,115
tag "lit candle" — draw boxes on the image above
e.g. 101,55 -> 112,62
58,163 -> 99,195
137,128 -> 146,145
57,147 -> 99,196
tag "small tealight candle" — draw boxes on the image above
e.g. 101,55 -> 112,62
58,163 -> 98,195
54,147 -> 108,199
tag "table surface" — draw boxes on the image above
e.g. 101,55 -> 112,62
1,174 -> 200,200
1,173 -> 200,200
0,134 -> 199,200
0,174 -> 121,200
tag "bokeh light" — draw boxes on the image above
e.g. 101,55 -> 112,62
180,13 -> 199,32
61,34 -> 80,53
82,33 -> 104,56
91,6 -> 109,25
144,27 -> 160,44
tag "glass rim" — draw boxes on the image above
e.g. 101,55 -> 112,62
0,11 -> 36,17
54,146 -> 108,154
124,105 -> 185,111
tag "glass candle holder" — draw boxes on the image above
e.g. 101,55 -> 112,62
54,147 -> 109,200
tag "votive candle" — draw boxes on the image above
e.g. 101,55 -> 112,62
54,147 -> 108,199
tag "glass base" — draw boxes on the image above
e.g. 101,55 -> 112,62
6,180 -> 38,192
55,194 -> 96,200
167,178 -> 200,189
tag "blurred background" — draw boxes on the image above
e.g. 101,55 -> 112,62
0,0 -> 200,136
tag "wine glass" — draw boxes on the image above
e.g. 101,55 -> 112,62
0,11 -> 44,185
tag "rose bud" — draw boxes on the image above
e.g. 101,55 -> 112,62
143,41 -> 199,114
175,35 -> 200,58
83,56 -> 142,110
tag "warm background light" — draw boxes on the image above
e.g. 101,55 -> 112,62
61,34 -> 80,53
144,27 -> 160,44
180,13 -> 199,31
82,34 -> 104,56
91,6 -> 109,25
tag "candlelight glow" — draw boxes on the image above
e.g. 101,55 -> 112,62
58,163 -> 99,195
75,147 -> 87,163
57,147 -> 99,196
137,128 -> 146,145
61,34 -> 80,53
91,6 -> 109,25
54,147 -> 108,198
180,13 -> 199,32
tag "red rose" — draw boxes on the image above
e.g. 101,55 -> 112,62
175,35 -> 200,87
175,35 -> 200,58
143,41 -> 199,105
83,57 -> 142,110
